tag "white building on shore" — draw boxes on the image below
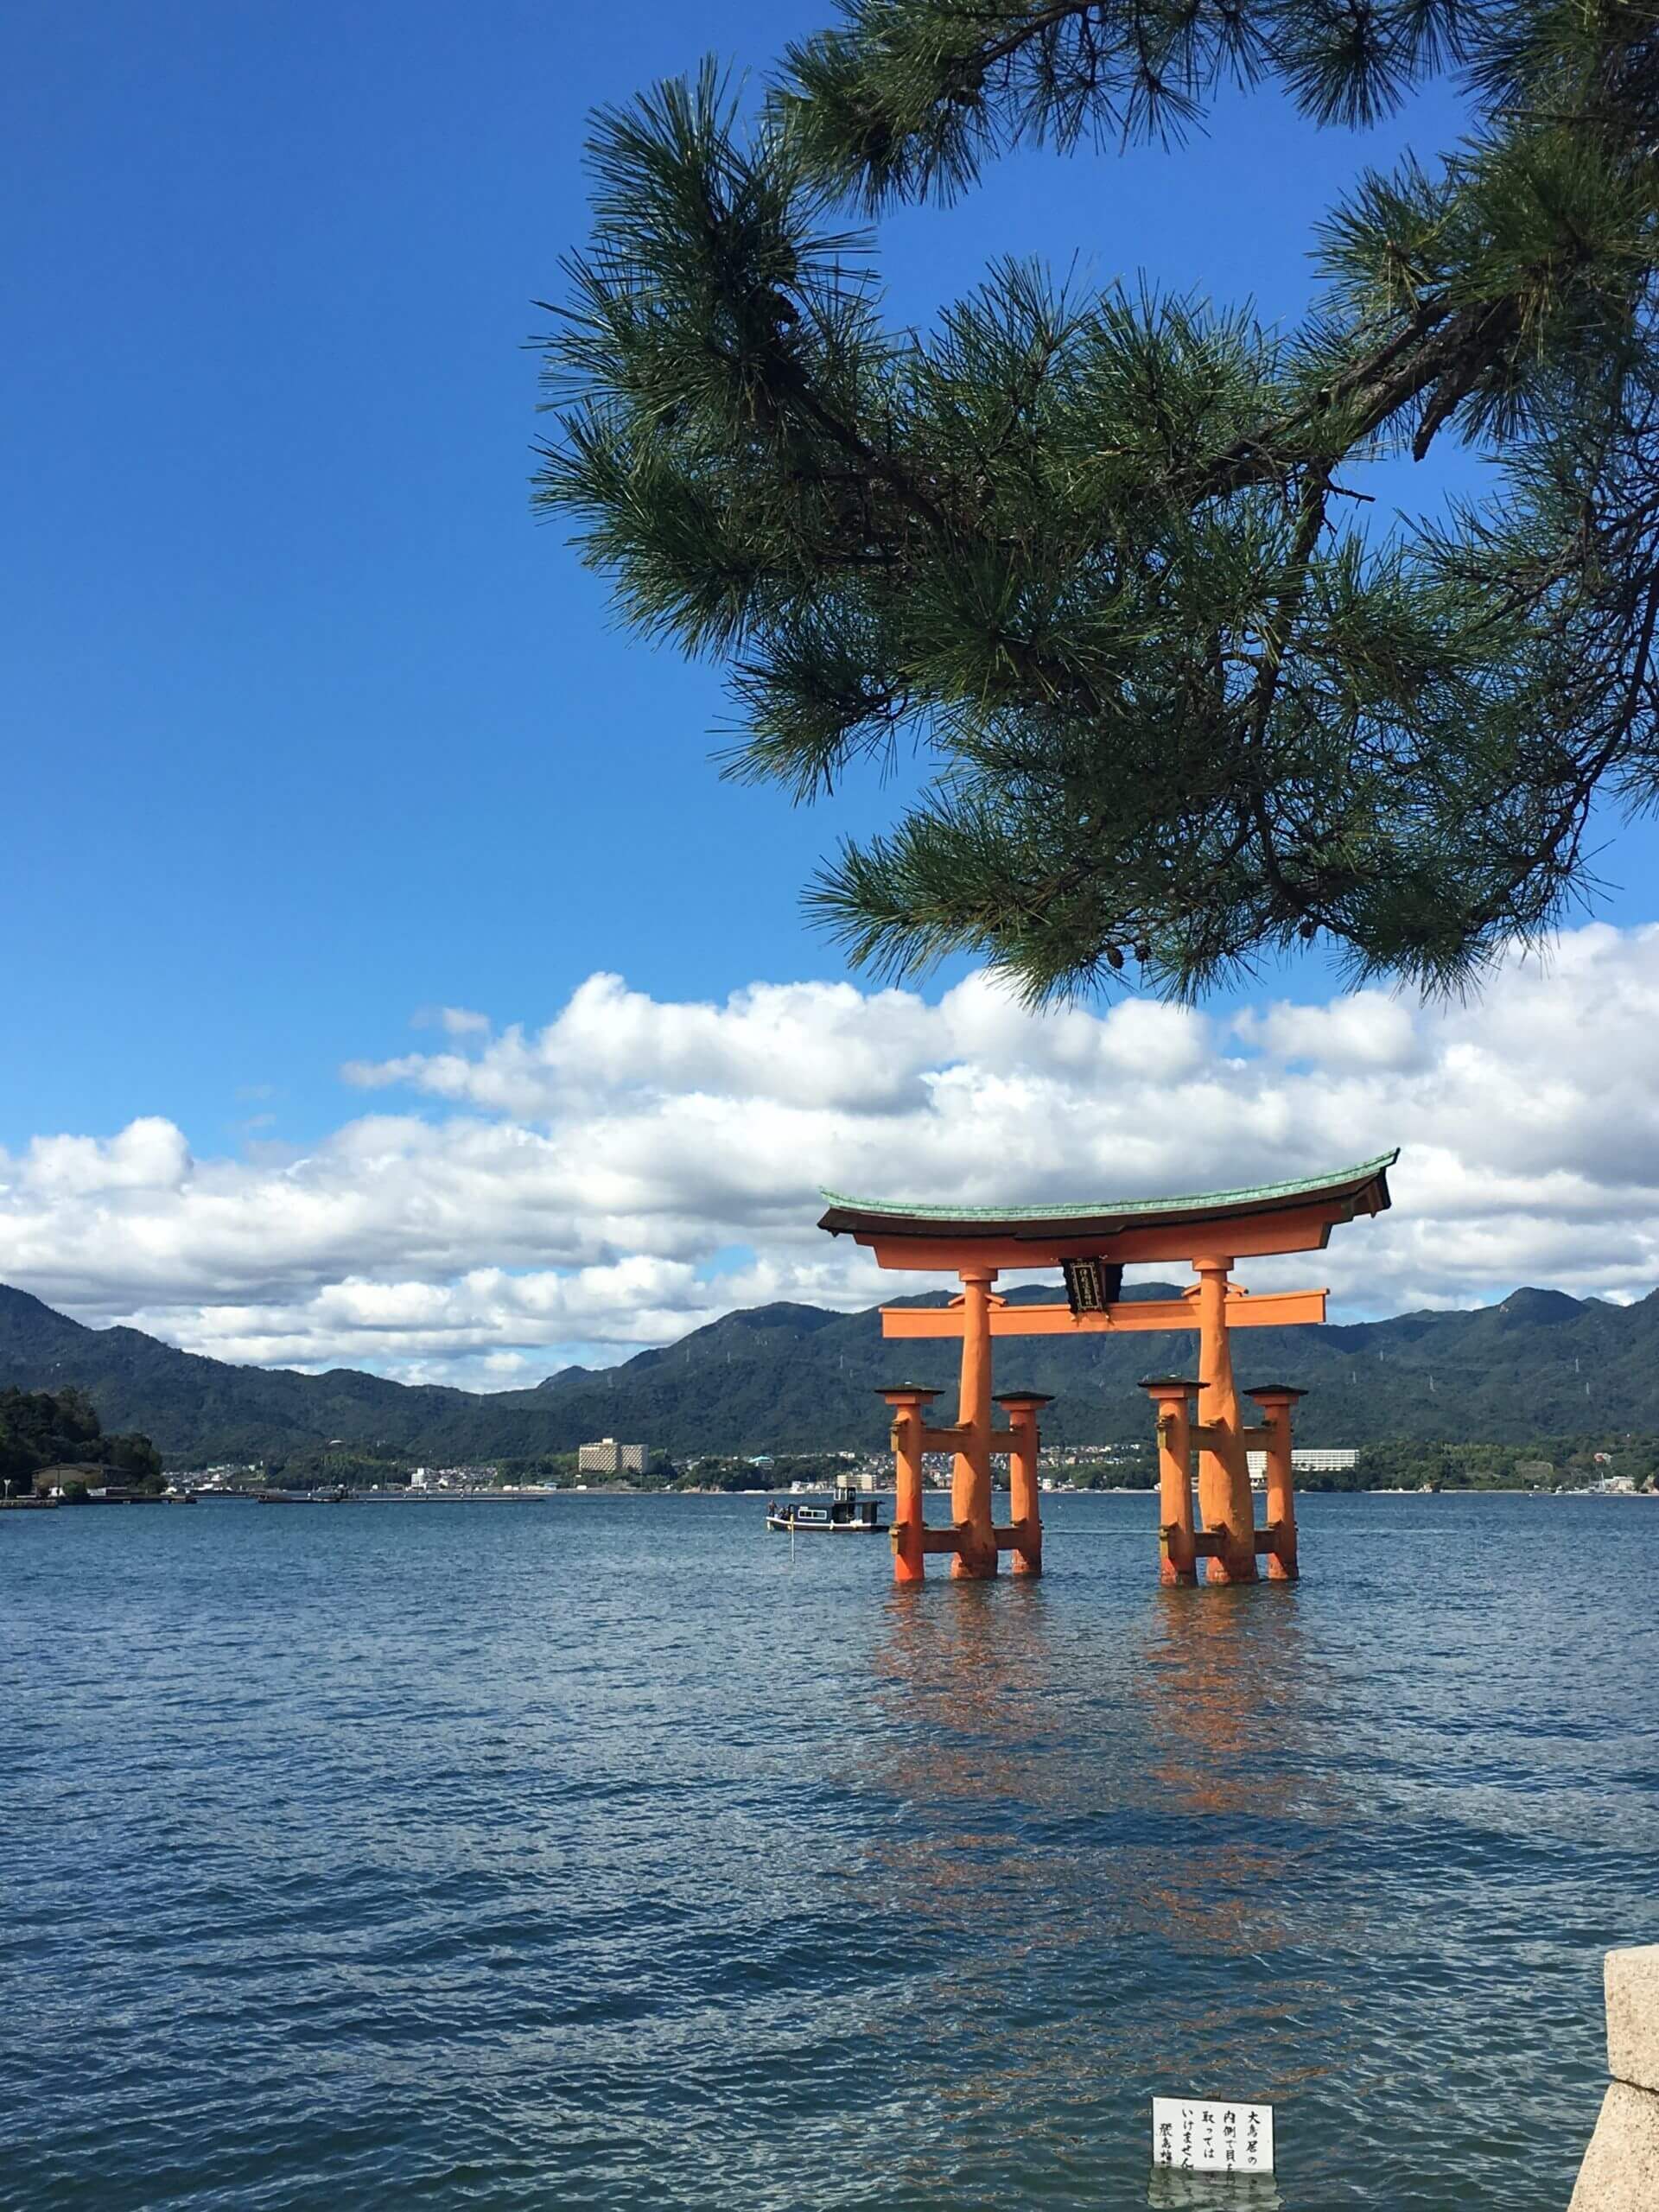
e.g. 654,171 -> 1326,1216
578,1438 -> 648,1477
1247,1446 -> 1358,1487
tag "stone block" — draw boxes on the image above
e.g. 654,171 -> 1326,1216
1568,2082 -> 1659,2211
1606,1945 -> 1659,2094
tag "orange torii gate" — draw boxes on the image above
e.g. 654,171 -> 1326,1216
818,1154 -> 1396,1587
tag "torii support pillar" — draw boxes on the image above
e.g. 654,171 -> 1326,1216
878,1386 -> 938,1586
1247,1385 -> 1305,1582
995,1390 -> 1051,1577
877,1382 -> 1052,1585
1141,1376 -> 1199,1586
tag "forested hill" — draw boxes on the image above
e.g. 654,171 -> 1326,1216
2,1279 -> 1656,1464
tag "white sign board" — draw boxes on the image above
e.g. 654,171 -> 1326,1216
1151,2096 -> 1274,2175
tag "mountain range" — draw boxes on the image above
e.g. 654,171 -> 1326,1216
2,1276 -> 1656,1464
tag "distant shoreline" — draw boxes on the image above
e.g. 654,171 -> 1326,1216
176,1480 -> 1659,1503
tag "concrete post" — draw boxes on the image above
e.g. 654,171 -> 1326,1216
1570,1945 -> 1659,2209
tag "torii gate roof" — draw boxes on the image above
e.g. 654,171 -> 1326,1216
818,1151 -> 1396,1267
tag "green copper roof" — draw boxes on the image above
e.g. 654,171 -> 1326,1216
818,1151 -> 1396,1242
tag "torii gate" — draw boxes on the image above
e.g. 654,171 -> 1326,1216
818,1153 -> 1396,1587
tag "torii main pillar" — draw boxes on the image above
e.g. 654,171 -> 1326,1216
951,1267 -> 998,1578
1192,1256 -> 1258,1584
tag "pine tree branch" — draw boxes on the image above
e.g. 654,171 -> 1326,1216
1195,296 -> 1527,504
537,9 -> 1659,1001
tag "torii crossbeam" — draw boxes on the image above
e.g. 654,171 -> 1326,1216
819,1153 -> 1396,1587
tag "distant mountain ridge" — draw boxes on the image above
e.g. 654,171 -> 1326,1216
1,1276 -> 1655,1463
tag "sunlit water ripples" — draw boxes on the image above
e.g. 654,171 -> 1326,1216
3,1492 -> 1656,2209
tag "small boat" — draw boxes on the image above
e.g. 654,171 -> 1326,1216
766,1478 -> 888,1535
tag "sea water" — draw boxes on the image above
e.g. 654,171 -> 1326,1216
3,1491 -> 1656,2209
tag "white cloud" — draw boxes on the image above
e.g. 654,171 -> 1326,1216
410,1005 -> 493,1038
8,925 -> 1659,1383
1231,988 -> 1424,1070
21,1117 -> 192,1198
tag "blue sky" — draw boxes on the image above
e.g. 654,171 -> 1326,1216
4,0 -> 1607,1146
5,4 -> 1659,1377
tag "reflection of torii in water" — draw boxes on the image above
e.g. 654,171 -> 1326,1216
818,1153 -> 1397,1587
847,1569 -> 1338,2199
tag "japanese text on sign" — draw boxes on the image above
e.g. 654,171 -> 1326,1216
1151,2096 -> 1274,2175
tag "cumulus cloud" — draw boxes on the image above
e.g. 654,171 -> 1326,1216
7,925 -> 1659,1383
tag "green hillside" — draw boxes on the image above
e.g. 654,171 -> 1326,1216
1,1278 -> 1656,1464
497,1281 -> 1659,1454
0,1384 -> 162,1491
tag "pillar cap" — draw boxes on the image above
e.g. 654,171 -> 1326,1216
875,1383 -> 942,1402
993,1390 -> 1053,1408
1244,1382 -> 1308,1402
1139,1375 -> 1201,1394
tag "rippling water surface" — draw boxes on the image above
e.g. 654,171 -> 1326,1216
4,1492 -> 1656,2209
